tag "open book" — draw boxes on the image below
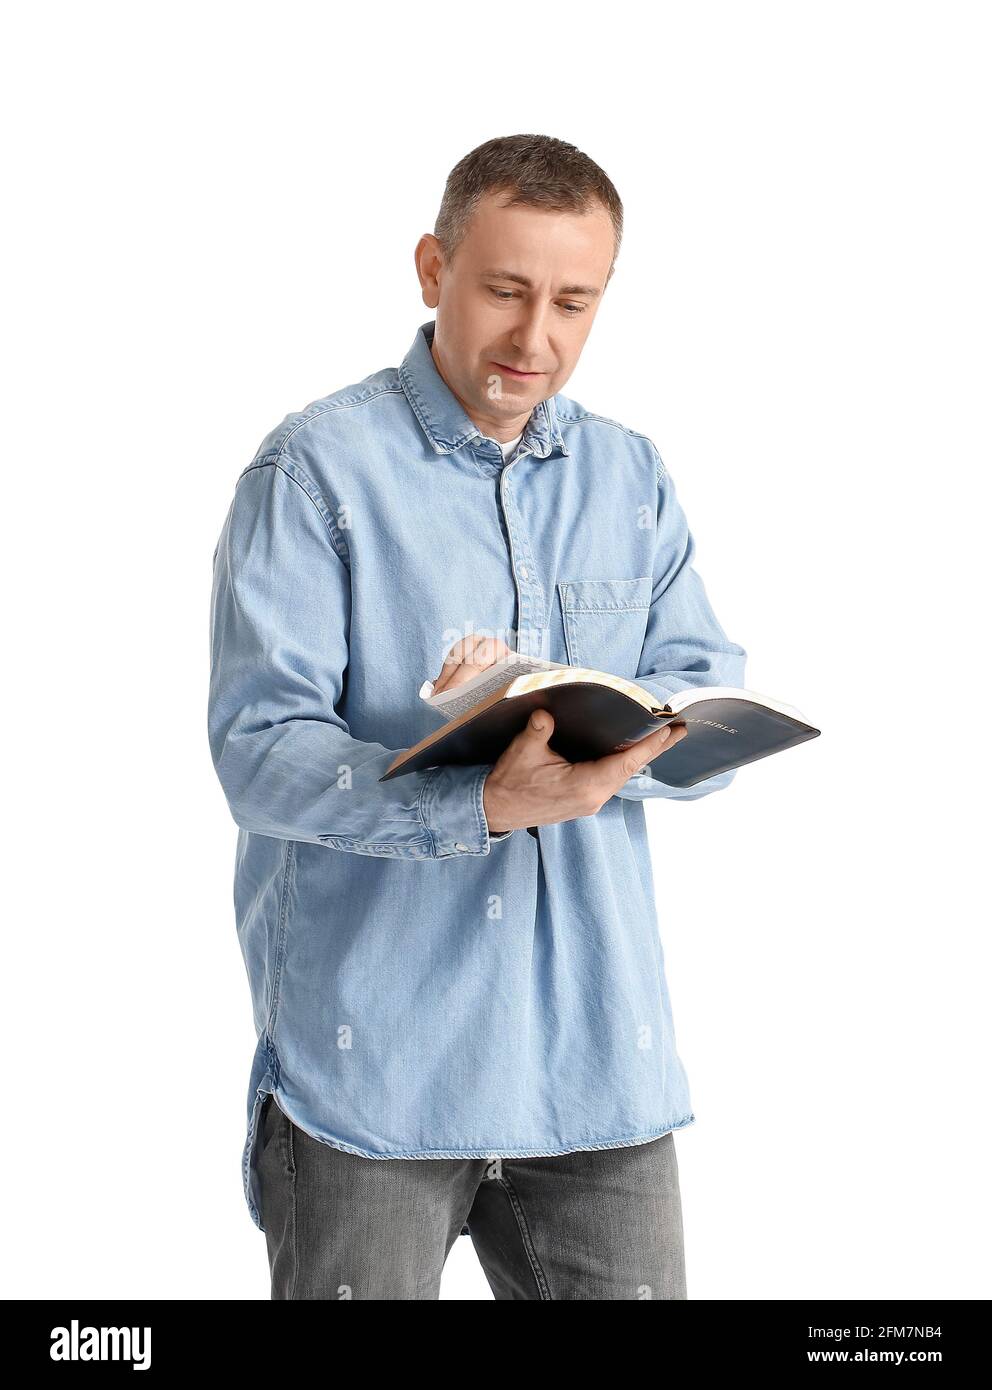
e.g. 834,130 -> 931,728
378,652 -> 820,788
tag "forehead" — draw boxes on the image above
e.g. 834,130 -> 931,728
461,192 -> 614,276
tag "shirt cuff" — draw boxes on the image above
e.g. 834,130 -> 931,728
420,764 -> 504,857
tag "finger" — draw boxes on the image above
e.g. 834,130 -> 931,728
465,636 -> 511,671
594,720 -> 687,782
432,635 -> 488,694
524,708 -> 554,740
433,635 -> 514,694
495,708 -> 566,773
633,720 -> 687,758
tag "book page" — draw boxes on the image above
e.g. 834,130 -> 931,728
419,654 -> 565,723
667,685 -> 810,723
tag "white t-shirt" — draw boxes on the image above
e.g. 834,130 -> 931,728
484,430 -> 524,463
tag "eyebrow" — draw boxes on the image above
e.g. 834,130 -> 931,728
480,267 -> 602,298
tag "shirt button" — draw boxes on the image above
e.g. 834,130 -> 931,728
454,842 -> 470,852
519,566 -> 528,580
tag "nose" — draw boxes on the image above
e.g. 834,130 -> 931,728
507,305 -> 550,365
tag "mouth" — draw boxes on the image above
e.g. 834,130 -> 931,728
491,360 -> 545,380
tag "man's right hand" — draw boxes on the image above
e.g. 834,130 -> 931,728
482,709 -> 688,834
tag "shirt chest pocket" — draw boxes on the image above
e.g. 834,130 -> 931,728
557,575 -> 653,679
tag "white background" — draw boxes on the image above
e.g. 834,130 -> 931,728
3,1 -> 988,1300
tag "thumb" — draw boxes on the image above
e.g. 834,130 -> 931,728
528,709 -> 553,739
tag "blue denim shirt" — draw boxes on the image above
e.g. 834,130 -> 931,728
207,318 -> 747,1231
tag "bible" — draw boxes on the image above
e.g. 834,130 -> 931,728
378,652 -> 820,788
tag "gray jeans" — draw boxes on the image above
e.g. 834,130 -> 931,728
256,1093 -> 687,1300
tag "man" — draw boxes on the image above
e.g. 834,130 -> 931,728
207,133 -> 747,1300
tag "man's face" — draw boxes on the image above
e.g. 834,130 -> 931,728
415,190 -> 615,441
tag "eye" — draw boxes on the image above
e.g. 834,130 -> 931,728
487,287 -> 587,315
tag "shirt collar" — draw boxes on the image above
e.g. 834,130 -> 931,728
399,318 -> 570,461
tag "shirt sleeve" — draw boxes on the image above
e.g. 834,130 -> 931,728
613,450 -> 748,804
208,460 -> 505,858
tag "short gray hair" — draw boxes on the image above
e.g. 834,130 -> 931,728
434,133 -> 623,278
